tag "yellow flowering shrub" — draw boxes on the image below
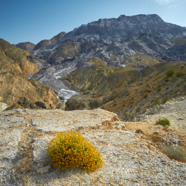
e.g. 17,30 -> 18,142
47,131 -> 103,172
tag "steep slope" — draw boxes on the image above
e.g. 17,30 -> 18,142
62,58 -> 142,109
0,39 -> 39,74
127,33 -> 174,59
103,61 -> 186,120
65,14 -> 186,41
166,38 -> 186,61
33,32 -> 66,50
64,61 -> 186,120
62,59 -> 141,94
0,39 -> 63,109
16,42 -> 35,53
32,14 -> 186,70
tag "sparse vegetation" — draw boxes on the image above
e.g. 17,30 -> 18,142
154,98 -> 160,105
47,131 -> 103,172
161,145 -> 186,162
156,118 -> 170,126
130,100 -> 134,104
162,97 -> 168,104
136,107 -> 140,112
176,71 -> 185,77
157,84 -> 162,91
144,93 -> 148,98
63,60 -> 186,121
166,69 -> 175,77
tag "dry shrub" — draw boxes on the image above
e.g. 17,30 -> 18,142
47,131 -> 103,172
161,145 -> 186,162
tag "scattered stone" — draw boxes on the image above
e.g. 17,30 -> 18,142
0,102 -> 9,111
135,129 -> 144,134
178,117 -> 184,120
35,101 -> 48,109
153,131 -> 159,135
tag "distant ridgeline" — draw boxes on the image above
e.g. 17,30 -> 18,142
1,14 -> 186,113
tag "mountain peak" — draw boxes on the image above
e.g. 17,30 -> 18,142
65,13 -> 185,42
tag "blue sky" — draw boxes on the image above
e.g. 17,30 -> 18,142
1,0 -> 186,44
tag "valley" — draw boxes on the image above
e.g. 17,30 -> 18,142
1,13 -> 186,185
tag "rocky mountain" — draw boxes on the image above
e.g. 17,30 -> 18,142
65,14 -> 186,41
15,42 -> 35,53
31,14 -> 186,66
33,32 -> 66,51
25,14 -> 186,106
0,39 -> 63,109
15,32 -> 66,53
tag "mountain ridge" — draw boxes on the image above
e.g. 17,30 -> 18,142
65,14 -> 186,41
31,14 -> 186,68
0,39 -> 63,109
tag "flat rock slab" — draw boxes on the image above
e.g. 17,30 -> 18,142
0,108 -> 186,186
31,109 -> 119,132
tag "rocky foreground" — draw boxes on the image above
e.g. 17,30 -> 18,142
0,105 -> 186,186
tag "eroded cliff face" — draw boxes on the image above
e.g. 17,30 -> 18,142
32,14 -> 186,67
65,14 -> 186,41
0,39 -> 63,109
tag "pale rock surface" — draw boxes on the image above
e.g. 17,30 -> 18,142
142,96 -> 186,131
0,108 -> 186,186
0,102 -> 8,111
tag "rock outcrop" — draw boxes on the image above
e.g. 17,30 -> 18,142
0,107 -> 186,185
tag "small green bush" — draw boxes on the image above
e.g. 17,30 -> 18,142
176,71 -> 185,77
136,107 -> 140,112
130,114 -> 135,119
166,70 -> 175,77
154,98 -> 160,105
157,84 -> 162,91
162,97 -> 168,104
156,118 -> 170,126
161,145 -> 186,161
143,93 -> 148,98
47,131 -> 103,172
130,100 -> 134,104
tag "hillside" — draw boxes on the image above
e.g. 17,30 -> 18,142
33,32 -> 66,51
0,39 -> 63,109
15,42 -> 35,53
64,61 -> 186,120
104,61 -> 186,120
